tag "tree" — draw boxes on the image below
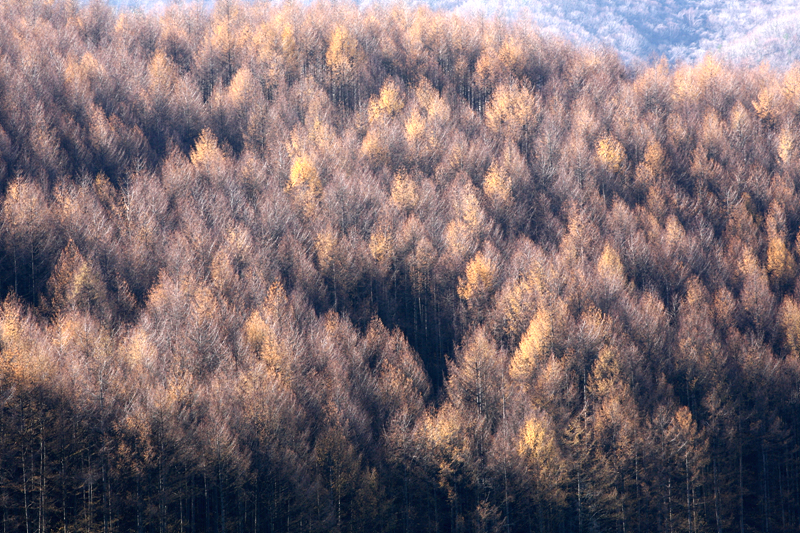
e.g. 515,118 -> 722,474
190,128 -> 230,181
369,226 -> 396,273
473,34 -> 529,93
485,80 -> 537,147
390,170 -> 419,213
47,239 -> 109,318
197,0 -> 250,92
509,307 -> 552,386
368,79 -> 405,123
447,327 -> 506,421
595,133 -> 627,174
286,154 -> 322,217
445,180 -> 489,260
517,409 -> 568,526
209,66 -> 261,153
776,125 -> 797,167
1,177 -> 63,304
737,247 -> 775,335
483,143 -> 526,214
657,405 -> 708,533
365,317 -> 431,421
242,281 -> 301,376
571,343 -> 644,533
493,263 -> 544,345
326,24 -> 363,105
765,202 -> 796,292
635,141 -> 667,187
779,296 -> 800,357
595,243 -> 627,306
752,85 -> 780,128
457,250 -> 498,312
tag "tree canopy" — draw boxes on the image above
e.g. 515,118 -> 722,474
1,1 -> 800,532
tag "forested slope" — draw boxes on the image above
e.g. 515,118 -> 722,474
454,0 -> 800,67
2,1 -> 800,532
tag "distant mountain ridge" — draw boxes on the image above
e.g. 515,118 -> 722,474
106,0 -> 800,67
447,0 -> 800,67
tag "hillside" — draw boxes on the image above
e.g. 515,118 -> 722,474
2,1 -> 800,532
453,0 -> 800,66
105,0 -> 800,67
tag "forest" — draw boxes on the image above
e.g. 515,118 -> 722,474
1,1 -> 800,532
457,0 -> 800,68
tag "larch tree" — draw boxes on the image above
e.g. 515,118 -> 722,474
326,24 -> 363,106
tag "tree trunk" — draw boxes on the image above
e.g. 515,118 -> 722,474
739,442 -> 744,533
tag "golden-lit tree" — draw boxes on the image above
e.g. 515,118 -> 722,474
390,170 -> 419,213
765,202 -> 796,291
738,247 -> 775,334
595,242 -> 627,302
326,24 -> 363,104
199,0 -> 251,88
634,141 -> 666,187
752,85 -> 780,127
368,79 -> 405,123
190,127 -> 229,176
595,133 -> 627,174
509,307 -> 552,385
517,409 -> 568,509
47,239 -> 109,317
285,153 -> 322,217
457,250 -> 497,310
485,80 -> 537,145
482,144 -> 526,210
445,180 -> 489,260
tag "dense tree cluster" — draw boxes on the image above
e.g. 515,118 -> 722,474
2,1 -> 800,532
